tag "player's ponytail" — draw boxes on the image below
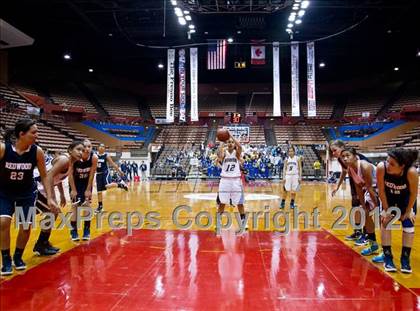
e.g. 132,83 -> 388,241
388,148 -> 419,169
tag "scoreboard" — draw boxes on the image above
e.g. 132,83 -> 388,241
230,113 -> 242,124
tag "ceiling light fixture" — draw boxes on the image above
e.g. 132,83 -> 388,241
174,7 -> 183,17
301,1 -> 310,9
178,17 -> 186,25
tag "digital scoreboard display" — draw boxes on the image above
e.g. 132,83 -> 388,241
230,112 -> 241,124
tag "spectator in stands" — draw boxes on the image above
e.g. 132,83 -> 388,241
176,166 -> 186,180
313,160 -> 321,180
140,161 -> 147,181
120,161 -> 127,178
277,157 -> 284,179
132,162 -> 139,178
126,161 -> 133,181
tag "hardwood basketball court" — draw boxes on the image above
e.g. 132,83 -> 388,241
1,181 -> 419,310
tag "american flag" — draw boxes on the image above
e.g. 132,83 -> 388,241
207,39 -> 227,70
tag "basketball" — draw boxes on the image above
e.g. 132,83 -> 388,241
217,128 -> 230,141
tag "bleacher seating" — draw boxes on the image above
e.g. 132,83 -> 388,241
151,145 -> 196,178
300,145 -> 325,177
85,83 -> 141,117
246,95 -> 292,116
146,95 -> 178,119
0,85 -> 32,110
374,125 -> 420,152
246,94 -> 271,114
249,125 -> 266,145
273,125 -> 325,144
302,99 -> 334,119
11,84 -> 39,96
154,125 -> 208,146
344,96 -> 385,117
3,79 -> 419,163
389,81 -> 420,112
146,94 -> 240,119
245,94 -> 333,119
200,95 -> 237,113
45,116 -> 100,148
49,83 -> 98,114
0,111 -> 72,152
343,84 -> 403,118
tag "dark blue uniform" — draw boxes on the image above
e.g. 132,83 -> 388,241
72,152 -> 93,203
96,153 -> 111,192
0,143 -> 38,220
383,163 -> 417,231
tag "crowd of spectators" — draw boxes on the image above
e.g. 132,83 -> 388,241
198,144 -> 305,179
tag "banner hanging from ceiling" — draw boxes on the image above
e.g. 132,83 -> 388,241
307,42 -> 316,117
291,42 -> 300,117
166,49 -> 175,123
179,49 -> 186,123
190,48 -> 198,121
272,42 -> 281,117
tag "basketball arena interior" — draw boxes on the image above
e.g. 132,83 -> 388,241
0,0 -> 420,310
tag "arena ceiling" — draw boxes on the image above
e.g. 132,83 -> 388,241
2,0 -> 420,84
